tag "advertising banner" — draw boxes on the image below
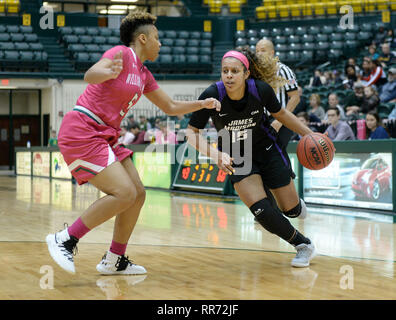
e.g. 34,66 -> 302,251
303,153 -> 393,210
133,151 -> 171,189
51,152 -> 72,180
16,152 -> 31,175
32,152 -> 50,177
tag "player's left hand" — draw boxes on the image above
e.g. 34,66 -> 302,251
201,98 -> 221,112
270,120 -> 283,132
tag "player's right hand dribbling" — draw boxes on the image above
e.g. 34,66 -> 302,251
216,152 -> 235,175
109,50 -> 123,79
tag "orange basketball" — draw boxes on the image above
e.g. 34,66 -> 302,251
297,133 -> 335,170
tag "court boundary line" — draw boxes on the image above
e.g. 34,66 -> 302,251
1,240 -> 395,264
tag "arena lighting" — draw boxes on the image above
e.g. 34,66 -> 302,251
100,9 -> 127,14
111,0 -> 139,2
109,5 -> 137,9
109,5 -> 128,9
0,86 -> 18,89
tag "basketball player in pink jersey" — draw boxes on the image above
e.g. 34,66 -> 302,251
46,12 -> 221,275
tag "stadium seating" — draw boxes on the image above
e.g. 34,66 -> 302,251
57,26 -> 213,74
206,0 -> 245,14
5,0 -> 19,14
233,21 -> 385,65
0,24 -> 47,71
255,0 -> 392,20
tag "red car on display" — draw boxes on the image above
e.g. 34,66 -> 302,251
351,156 -> 392,200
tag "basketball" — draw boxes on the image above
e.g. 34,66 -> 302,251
297,133 -> 335,170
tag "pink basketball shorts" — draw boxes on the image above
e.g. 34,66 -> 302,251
58,107 -> 133,185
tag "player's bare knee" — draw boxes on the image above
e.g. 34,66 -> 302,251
114,185 -> 137,207
135,186 -> 146,205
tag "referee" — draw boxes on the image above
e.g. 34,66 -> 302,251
255,39 -> 302,213
256,39 -> 300,147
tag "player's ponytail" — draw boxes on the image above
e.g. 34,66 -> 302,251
236,46 -> 287,92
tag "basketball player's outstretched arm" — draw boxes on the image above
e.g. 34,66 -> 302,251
145,88 -> 221,116
272,108 -> 313,137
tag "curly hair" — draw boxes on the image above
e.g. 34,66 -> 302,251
235,46 -> 287,92
120,12 -> 157,47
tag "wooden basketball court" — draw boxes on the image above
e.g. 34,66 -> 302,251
0,175 -> 395,300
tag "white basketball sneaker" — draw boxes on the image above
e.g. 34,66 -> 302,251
298,199 -> 307,220
46,227 -> 78,274
291,243 -> 316,268
96,251 -> 147,275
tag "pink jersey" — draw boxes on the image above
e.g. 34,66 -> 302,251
76,45 -> 159,129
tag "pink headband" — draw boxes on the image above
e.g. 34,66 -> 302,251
222,50 -> 249,70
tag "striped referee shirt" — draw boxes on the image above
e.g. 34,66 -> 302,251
276,62 -> 298,108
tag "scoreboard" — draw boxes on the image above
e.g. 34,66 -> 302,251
171,143 -> 233,195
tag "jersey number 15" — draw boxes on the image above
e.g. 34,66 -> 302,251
231,129 -> 248,143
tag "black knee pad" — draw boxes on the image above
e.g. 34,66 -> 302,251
249,198 -> 295,240
283,200 -> 301,218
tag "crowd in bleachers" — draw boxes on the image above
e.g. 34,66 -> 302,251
120,21 -> 396,145
119,112 -> 194,145
294,22 -> 396,140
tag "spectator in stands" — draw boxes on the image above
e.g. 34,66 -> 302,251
367,44 -> 377,60
361,57 -> 387,90
388,106 -> 396,120
345,82 -> 365,119
373,25 -> 387,46
325,107 -> 356,141
323,93 -> 346,121
118,125 -> 135,145
307,94 -> 326,120
138,115 -> 152,131
360,56 -> 372,80
380,67 -> 396,103
290,112 -> 318,141
347,57 -> 362,76
308,69 -> 325,87
48,130 -> 58,147
365,111 -> 389,139
384,29 -> 394,46
155,121 -> 177,144
126,114 -> 137,129
175,114 -> 190,130
293,86 -> 308,114
344,64 -> 358,89
389,29 -> 396,49
332,70 -> 343,85
154,117 -> 162,130
130,124 -> 149,144
323,71 -> 332,85
361,85 -> 380,114
378,43 -> 396,68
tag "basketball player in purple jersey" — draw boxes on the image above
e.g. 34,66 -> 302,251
187,49 -> 317,267
46,12 -> 221,274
